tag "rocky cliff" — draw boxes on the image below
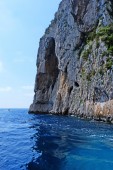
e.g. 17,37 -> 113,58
29,0 -> 113,122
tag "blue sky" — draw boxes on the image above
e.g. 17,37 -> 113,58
0,0 -> 61,108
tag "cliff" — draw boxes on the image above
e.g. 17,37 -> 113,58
29,0 -> 113,123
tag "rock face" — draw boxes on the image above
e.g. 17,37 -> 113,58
29,0 -> 113,122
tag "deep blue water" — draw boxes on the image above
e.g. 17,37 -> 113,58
0,109 -> 113,170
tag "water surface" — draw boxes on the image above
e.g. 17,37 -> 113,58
0,109 -> 113,170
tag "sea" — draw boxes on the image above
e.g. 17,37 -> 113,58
0,109 -> 113,170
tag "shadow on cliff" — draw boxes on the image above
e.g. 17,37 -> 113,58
25,114 -> 87,170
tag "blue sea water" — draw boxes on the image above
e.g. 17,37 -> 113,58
0,109 -> 113,170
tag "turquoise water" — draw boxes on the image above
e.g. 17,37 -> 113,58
0,109 -> 113,170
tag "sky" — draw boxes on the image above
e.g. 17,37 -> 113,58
0,0 -> 61,108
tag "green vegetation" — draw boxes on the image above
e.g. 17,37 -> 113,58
91,70 -> 96,76
86,29 -> 96,43
98,67 -> 104,75
105,58 -> 113,70
108,46 -> 113,55
80,99 -> 83,104
86,69 -> 96,81
97,25 -> 113,36
97,25 -> 113,55
80,24 -> 113,73
86,74 -> 91,81
82,49 -> 90,60
81,68 -> 85,76
96,40 -> 100,48
85,24 -> 113,56
82,45 -> 92,61
101,51 -> 109,57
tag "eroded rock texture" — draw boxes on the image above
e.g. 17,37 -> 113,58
29,0 -> 113,122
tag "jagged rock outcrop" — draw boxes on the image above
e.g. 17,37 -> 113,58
29,0 -> 113,122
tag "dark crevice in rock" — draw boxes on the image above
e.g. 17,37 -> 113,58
74,82 -> 79,87
42,89 -> 46,94
64,62 -> 69,73
63,108 -> 69,115
45,37 -> 59,89
69,86 -> 73,94
36,101 -> 48,104
74,32 -> 86,52
64,65 -> 68,73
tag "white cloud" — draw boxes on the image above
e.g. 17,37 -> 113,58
22,85 -> 34,90
0,86 -> 12,92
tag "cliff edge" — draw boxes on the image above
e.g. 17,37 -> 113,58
29,0 -> 113,122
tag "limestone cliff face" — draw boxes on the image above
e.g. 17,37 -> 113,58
29,0 -> 113,122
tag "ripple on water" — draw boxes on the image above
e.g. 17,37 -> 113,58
0,109 -> 113,170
